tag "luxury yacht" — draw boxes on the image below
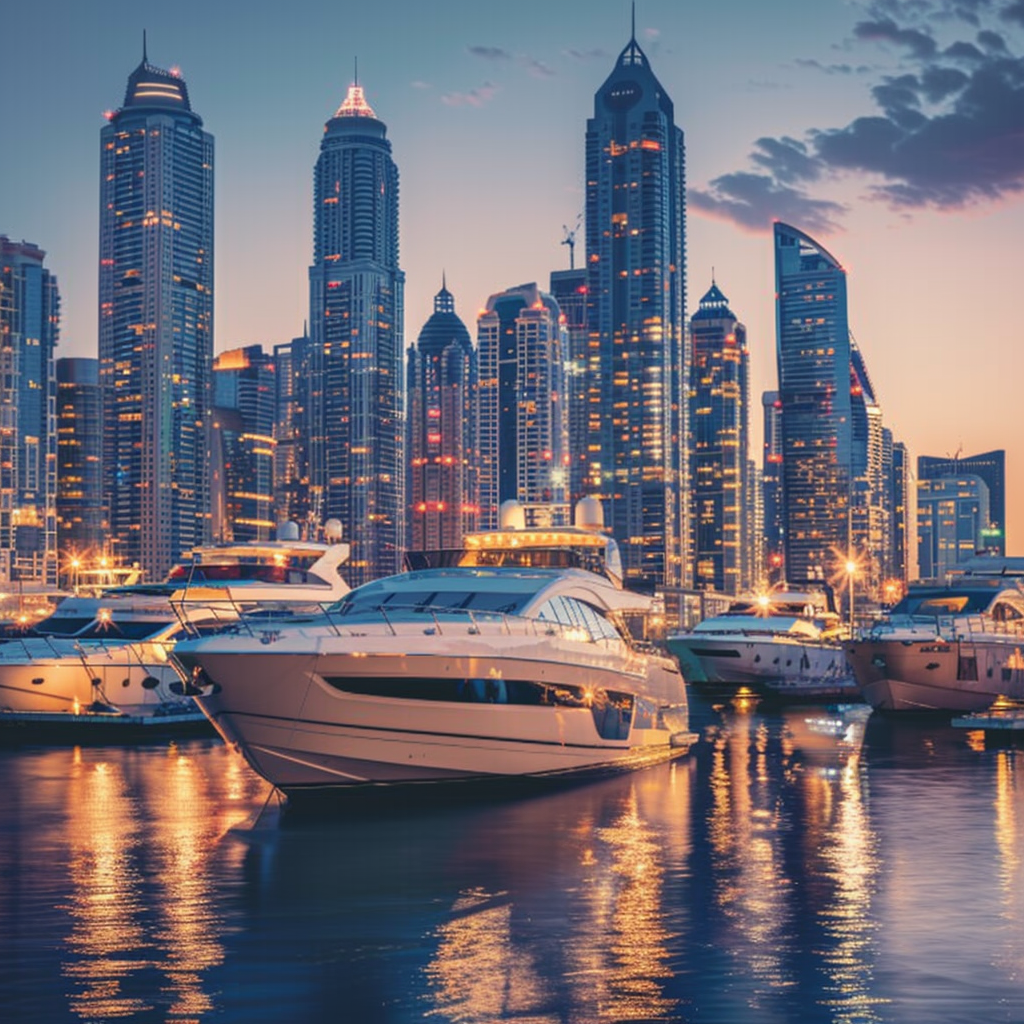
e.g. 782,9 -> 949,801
0,522 -> 350,730
847,567 -> 1024,713
170,499 -> 697,799
665,584 -> 858,701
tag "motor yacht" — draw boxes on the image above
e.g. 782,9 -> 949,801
665,584 -> 858,701
847,567 -> 1024,713
0,522 -> 350,732
170,499 -> 697,799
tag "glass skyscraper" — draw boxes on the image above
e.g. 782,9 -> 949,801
688,280 -> 749,595
585,28 -> 687,593
309,81 -> 404,586
407,281 -> 476,551
549,267 -> 589,506
0,237 -> 58,585
99,47 -> 214,581
773,222 -> 852,583
211,346 -> 276,543
918,450 -> 1006,555
477,283 -> 568,529
56,357 -> 104,561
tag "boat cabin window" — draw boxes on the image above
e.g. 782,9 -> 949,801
34,615 -> 97,637
328,587 -> 531,618
535,596 -> 622,642
74,620 -> 172,641
991,603 -> 1024,622
891,591 -> 994,616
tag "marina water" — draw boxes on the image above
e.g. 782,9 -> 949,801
2,695 -> 1022,1023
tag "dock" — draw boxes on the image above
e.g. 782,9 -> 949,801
951,707 -> 1024,732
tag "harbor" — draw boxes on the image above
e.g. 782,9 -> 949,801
1,696 -> 1022,1023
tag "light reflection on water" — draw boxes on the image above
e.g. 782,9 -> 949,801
0,703 -> 1023,1022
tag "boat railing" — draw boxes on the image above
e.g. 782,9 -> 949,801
219,601 -> 618,647
869,612 -> 1024,641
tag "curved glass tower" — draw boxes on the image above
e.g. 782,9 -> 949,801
585,29 -> 687,593
309,82 -> 405,585
773,222 -> 851,583
99,47 -> 214,580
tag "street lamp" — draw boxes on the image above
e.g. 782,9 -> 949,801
845,559 -> 857,636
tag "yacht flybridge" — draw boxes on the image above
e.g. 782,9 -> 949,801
171,499 -> 697,801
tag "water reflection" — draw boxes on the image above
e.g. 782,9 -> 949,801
4,709 -> 1024,1022
0,741 -> 268,1022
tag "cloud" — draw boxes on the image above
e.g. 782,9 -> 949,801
793,57 -> 873,75
468,46 -> 512,61
523,57 -> 556,78
410,80 -> 432,90
563,47 -> 610,61
689,173 -> 847,234
692,0 -> 1024,229
440,82 -> 498,108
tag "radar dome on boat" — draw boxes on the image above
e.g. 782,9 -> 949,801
276,521 -> 300,541
574,497 -> 604,531
499,500 -> 526,531
323,519 -> 344,542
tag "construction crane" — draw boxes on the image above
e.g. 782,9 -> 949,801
561,215 -> 581,270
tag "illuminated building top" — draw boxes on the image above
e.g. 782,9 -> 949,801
334,83 -> 377,119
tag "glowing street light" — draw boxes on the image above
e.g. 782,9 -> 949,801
845,559 -> 857,636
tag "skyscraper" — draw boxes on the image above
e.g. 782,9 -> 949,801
917,475 -> 991,579
773,222 -> 852,583
407,280 -> 476,551
273,333 -> 314,528
549,267 -> 589,505
761,390 -> 784,583
0,237 -> 58,585
585,26 -> 687,593
99,45 -> 214,580
56,357 -> 104,560
211,346 -> 276,543
688,279 -> 750,595
918,450 -> 1006,555
309,79 -> 404,586
477,283 -> 568,529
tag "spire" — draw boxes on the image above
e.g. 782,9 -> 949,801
435,274 -> 454,314
143,29 -> 148,64
334,79 -> 377,119
631,1 -> 636,43
354,56 -> 358,86
618,4 -> 647,68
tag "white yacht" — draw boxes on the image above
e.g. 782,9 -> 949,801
847,567 -> 1024,713
665,585 -> 858,701
0,523 -> 350,731
170,500 -> 697,799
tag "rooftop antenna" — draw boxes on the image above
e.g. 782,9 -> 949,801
354,56 -> 358,86
143,29 -> 148,64
561,213 -> 582,270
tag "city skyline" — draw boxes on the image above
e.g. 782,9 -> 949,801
3,0 -> 1022,550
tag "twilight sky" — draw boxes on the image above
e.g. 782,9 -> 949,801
3,0 -> 1022,555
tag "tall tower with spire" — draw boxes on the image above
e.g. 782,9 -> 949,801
407,278 -> 477,551
584,21 -> 687,595
99,42 -> 214,580
309,76 -> 405,585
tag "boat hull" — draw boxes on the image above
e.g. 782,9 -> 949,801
848,638 -> 1024,713
665,634 -> 858,701
176,639 -> 694,794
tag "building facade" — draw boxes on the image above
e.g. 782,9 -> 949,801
477,283 -> 568,529
774,222 -> 852,584
211,345 -> 276,543
308,81 -> 404,586
584,29 -> 687,593
56,357 -> 104,561
918,450 -> 1006,556
761,390 -> 784,584
688,280 -> 750,595
99,47 -> 214,580
407,281 -> 477,551
917,475 -> 991,579
0,237 -> 58,585
549,267 -> 589,506
272,333 -> 315,528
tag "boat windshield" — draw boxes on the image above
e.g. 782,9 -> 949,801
326,571 -> 547,619
890,589 -> 995,617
